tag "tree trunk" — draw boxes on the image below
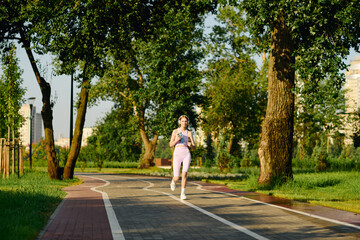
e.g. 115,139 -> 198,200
141,136 -> 158,168
135,106 -> 158,168
21,32 -> 60,179
63,75 -> 90,179
257,17 -> 295,184
227,132 -> 234,154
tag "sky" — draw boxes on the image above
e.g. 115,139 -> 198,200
18,50 -> 114,140
7,15 -> 360,140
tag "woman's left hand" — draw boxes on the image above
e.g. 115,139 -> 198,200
187,142 -> 192,148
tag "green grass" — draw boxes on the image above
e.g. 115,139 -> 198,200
206,171 -> 360,214
0,170 -> 80,240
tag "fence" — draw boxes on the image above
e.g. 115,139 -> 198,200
0,138 -> 23,179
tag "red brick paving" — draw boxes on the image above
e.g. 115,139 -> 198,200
39,175 -> 113,240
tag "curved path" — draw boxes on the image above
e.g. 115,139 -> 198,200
39,173 -> 360,240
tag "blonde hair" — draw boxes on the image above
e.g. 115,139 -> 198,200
178,115 -> 189,125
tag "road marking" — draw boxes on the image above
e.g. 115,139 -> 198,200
139,178 -> 269,240
84,175 -> 126,240
191,182 -> 360,230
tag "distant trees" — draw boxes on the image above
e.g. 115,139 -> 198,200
85,107 -> 142,164
202,5 -> 267,170
0,44 -> 25,140
91,1 -> 216,167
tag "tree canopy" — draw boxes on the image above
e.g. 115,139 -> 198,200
203,5 -> 267,152
90,1 -> 216,167
242,0 -> 360,184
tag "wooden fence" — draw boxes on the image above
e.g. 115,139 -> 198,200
0,138 -> 23,179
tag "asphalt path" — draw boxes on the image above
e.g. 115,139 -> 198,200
82,173 -> 360,240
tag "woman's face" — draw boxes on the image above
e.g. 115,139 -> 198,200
179,117 -> 188,128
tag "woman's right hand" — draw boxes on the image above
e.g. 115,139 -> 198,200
174,134 -> 181,143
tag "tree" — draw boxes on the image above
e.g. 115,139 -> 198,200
294,76 -> 346,158
0,44 -> 25,140
86,106 -> 142,163
0,0 -> 60,179
202,5 -> 267,155
33,0 -> 111,179
91,1 -> 216,167
242,0 -> 360,184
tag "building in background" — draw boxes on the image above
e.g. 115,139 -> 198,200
55,137 -> 70,148
19,104 -> 42,146
55,127 -> 94,148
81,128 -> 93,147
344,55 -> 360,145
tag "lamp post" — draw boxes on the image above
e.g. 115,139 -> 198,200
28,97 -> 36,169
70,72 -> 74,148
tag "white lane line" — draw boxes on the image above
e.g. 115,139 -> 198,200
81,175 -> 126,240
191,182 -> 360,230
133,177 -> 269,240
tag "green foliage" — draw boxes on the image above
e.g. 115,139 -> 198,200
203,133 -> 216,167
202,5 -> 267,157
349,109 -> 360,148
0,44 -> 25,138
154,138 -> 173,159
81,107 -> 142,165
22,140 -> 70,168
216,148 -> 234,173
242,0 -> 360,183
76,161 -> 139,169
311,143 -> 328,172
90,1 -> 216,139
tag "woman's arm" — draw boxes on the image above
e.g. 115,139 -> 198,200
169,130 -> 181,148
187,131 -> 196,149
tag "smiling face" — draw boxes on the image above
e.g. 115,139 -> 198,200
179,116 -> 188,129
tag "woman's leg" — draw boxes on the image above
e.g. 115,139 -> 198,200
181,171 -> 188,189
172,148 -> 183,182
171,148 -> 183,191
180,150 -> 191,199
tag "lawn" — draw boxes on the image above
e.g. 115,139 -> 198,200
0,171 -> 80,240
206,171 -> 360,214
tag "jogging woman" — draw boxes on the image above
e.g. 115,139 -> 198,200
169,115 -> 195,200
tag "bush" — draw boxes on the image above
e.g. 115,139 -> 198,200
75,161 -> 139,169
311,144 -> 328,172
216,151 -> 233,173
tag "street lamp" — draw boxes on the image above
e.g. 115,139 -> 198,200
70,72 -> 74,148
28,97 -> 36,170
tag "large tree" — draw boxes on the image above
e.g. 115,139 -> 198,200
0,1 -> 60,179
34,0 -> 110,179
91,1 -> 216,167
203,5 -> 267,154
242,0 -> 360,184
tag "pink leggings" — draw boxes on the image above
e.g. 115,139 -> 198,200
173,146 -> 191,177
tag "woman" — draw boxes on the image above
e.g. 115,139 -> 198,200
169,115 -> 195,200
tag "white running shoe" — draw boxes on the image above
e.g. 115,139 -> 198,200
180,193 -> 187,200
170,181 -> 176,191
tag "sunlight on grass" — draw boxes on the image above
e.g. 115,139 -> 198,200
204,171 -> 360,214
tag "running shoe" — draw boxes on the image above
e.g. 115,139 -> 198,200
180,193 -> 187,200
170,181 -> 176,191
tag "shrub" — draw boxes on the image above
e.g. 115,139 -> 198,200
216,151 -> 233,173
